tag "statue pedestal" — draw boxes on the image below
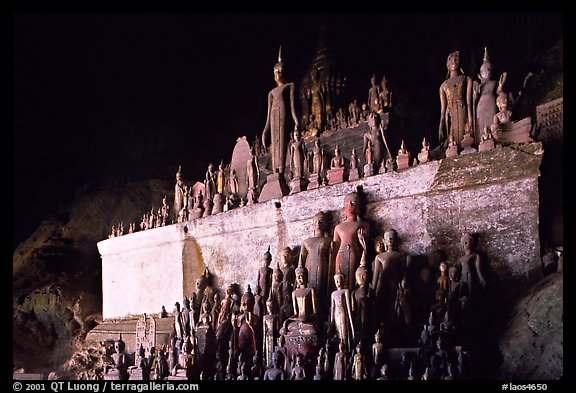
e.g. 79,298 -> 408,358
418,151 -> 430,164
289,177 -> 308,194
307,173 -> 321,190
396,155 -> 410,170
445,145 -> 459,158
460,134 -> 477,155
493,117 -> 533,144
363,163 -> 374,177
349,168 -> 360,181
259,173 -> 290,202
327,168 -> 346,185
282,323 -> 318,363
479,139 -> 495,152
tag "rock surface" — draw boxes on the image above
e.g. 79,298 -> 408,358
499,272 -> 563,380
13,179 -> 170,374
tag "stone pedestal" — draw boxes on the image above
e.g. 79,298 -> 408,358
396,155 -> 410,170
327,168 -> 346,185
479,138 -> 495,152
290,177 -> 308,194
363,163 -> 374,177
460,134 -> 477,155
259,173 -> 290,202
307,173 -> 321,190
349,168 -> 360,181
445,144 -> 459,158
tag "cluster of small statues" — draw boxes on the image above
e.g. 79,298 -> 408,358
108,196 -> 171,238
439,47 -> 530,151
105,191 -> 489,381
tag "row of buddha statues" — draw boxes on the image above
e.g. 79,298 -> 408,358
105,191 -> 489,380
105,45 -> 531,240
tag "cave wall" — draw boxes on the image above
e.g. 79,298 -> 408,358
98,145 -> 543,319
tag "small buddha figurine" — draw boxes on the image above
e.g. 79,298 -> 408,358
350,147 -> 358,169
377,364 -> 391,380
263,350 -> 286,380
177,337 -> 195,380
271,263 -> 284,318
253,285 -> 264,319
281,261 -> 317,335
263,294 -> 280,369
394,278 -> 413,327
421,367 -> 430,380
445,133 -> 459,158
235,287 -> 259,362
236,357 -> 251,380
216,161 -> 226,194
351,343 -> 366,380
473,47 -> 499,145
437,261 -> 450,294
352,250 -> 374,340
251,352 -> 264,380
173,302 -> 184,340
330,144 -> 345,169
407,361 -> 417,380
457,233 -> 486,300
154,347 -> 170,380
372,230 -> 409,326
349,147 -> 360,180
280,247 -> 295,319
331,192 -> 370,292
311,138 -> 324,175
368,74 -> 381,113
299,211 -> 332,309
216,286 -> 234,345
313,364 -> 323,380
333,342 -> 347,380
418,137 -> 430,164
438,51 -> 473,147
105,335 -> 129,380
257,246 -> 274,300
329,273 -> 355,354
372,329 -> 385,373
289,129 -> 307,180
491,90 -> 513,132
290,354 -> 306,380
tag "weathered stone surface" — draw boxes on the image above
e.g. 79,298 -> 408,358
499,272 -> 563,379
98,145 -> 542,319
230,136 -> 251,200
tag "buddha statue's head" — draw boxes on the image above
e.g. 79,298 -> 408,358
460,233 -> 475,253
295,264 -> 308,287
446,51 -> 461,72
343,192 -> 360,220
479,47 -> 493,79
383,229 -> 398,252
263,246 -> 272,267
